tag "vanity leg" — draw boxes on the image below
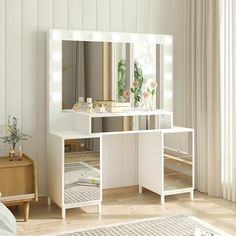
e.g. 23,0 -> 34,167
62,208 -> 66,219
98,203 -> 102,214
161,195 -> 165,205
138,185 -> 143,194
190,190 -> 194,200
47,196 -> 51,206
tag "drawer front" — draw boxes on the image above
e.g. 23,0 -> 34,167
0,166 -> 33,196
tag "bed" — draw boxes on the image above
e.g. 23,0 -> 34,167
0,203 -> 17,236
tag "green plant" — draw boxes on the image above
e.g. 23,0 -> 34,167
0,116 -> 31,150
131,61 -> 144,107
118,59 -> 126,101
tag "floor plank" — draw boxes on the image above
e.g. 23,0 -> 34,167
14,187 -> 236,235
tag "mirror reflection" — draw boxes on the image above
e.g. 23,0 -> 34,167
62,40 -> 157,110
64,138 -> 100,203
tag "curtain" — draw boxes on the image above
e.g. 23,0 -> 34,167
185,0 -> 222,196
220,0 -> 236,202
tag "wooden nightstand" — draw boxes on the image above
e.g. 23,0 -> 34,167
0,154 -> 38,221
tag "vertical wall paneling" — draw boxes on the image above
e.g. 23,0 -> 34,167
53,0 -> 68,29
160,0 -> 186,126
137,0 -> 150,33
150,0 -> 161,33
5,0 -> 22,125
0,0 -> 5,155
38,0 -> 53,195
97,0 -> 110,31
124,0 -> 137,32
68,0 -> 83,29
22,0 -> 38,171
82,0 -> 97,31
122,134 -> 137,186
110,0 -> 124,32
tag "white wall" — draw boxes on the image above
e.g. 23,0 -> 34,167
0,0 -> 186,195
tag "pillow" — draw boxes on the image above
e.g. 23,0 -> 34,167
0,203 -> 17,236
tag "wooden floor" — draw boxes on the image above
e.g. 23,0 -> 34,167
14,187 -> 236,236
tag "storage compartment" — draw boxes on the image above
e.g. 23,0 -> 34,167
164,132 -> 193,191
64,138 -> 101,204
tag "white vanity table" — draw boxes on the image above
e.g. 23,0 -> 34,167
47,30 -> 194,219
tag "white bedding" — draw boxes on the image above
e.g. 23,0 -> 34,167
0,203 -> 17,236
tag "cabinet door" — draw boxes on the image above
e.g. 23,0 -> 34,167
64,138 -> 101,204
164,132 -> 193,191
138,132 -> 163,194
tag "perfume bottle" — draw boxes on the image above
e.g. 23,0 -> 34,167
86,98 -> 93,113
78,97 -> 85,110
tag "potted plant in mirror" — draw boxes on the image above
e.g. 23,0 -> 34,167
0,116 -> 31,161
147,81 -> 158,110
131,61 -> 144,108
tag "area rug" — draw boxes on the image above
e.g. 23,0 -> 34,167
52,216 -> 231,236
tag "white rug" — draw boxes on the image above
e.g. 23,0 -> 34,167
47,215 -> 231,236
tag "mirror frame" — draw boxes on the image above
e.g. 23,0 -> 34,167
48,30 -> 173,132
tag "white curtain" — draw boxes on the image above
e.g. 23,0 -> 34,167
220,0 -> 236,202
185,0 -> 222,196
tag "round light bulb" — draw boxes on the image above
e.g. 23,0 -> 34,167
52,31 -> 61,40
165,36 -> 173,45
52,52 -> 61,62
52,92 -> 61,102
165,91 -> 173,99
165,55 -> 173,63
73,32 -> 81,40
112,33 -> 120,42
131,34 -> 138,43
165,73 -> 173,81
52,72 -> 60,82
93,33 -> 101,41
148,35 -> 156,44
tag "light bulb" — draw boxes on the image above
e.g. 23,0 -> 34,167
165,73 -> 173,81
73,32 -> 81,40
52,52 -> 61,62
52,31 -> 61,40
165,91 -> 172,99
165,55 -> 173,63
52,72 -> 60,82
148,35 -> 156,44
165,36 -> 173,45
131,34 -> 138,43
52,92 -> 61,102
93,33 -> 101,41
112,33 -> 120,42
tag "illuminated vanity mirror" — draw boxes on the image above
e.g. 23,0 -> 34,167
48,30 -> 173,133
62,40 -> 157,110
